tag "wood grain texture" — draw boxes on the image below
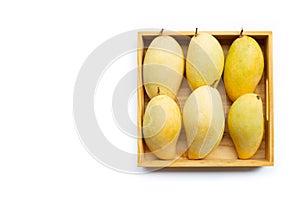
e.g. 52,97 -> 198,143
137,31 -> 274,167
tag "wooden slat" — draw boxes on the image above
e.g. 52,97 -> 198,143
137,33 -> 145,164
265,32 -> 274,164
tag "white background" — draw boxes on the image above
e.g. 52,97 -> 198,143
1,0 -> 299,199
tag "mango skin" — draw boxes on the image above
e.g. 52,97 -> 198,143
186,33 -> 224,90
143,95 -> 182,159
228,93 -> 264,159
143,35 -> 184,99
183,86 -> 225,159
224,35 -> 264,102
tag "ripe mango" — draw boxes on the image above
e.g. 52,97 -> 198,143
186,33 -> 224,90
224,35 -> 264,101
143,35 -> 184,99
183,86 -> 225,159
227,93 -> 264,159
143,95 -> 182,159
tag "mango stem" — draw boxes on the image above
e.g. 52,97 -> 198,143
160,28 -> 164,35
239,28 -> 244,38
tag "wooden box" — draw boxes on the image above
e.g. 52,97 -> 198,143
137,31 -> 274,167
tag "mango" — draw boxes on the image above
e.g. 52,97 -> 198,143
224,35 -> 264,101
183,86 -> 225,159
143,35 -> 184,99
143,95 -> 182,159
186,32 -> 224,90
227,93 -> 264,159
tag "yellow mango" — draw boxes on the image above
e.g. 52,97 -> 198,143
183,86 -> 225,159
186,33 -> 224,90
224,35 -> 264,101
143,35 -> 184,99
143,95 -> 181,159
227,93 -> 264,159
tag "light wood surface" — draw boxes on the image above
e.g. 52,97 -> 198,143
137,31 -> 274,167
